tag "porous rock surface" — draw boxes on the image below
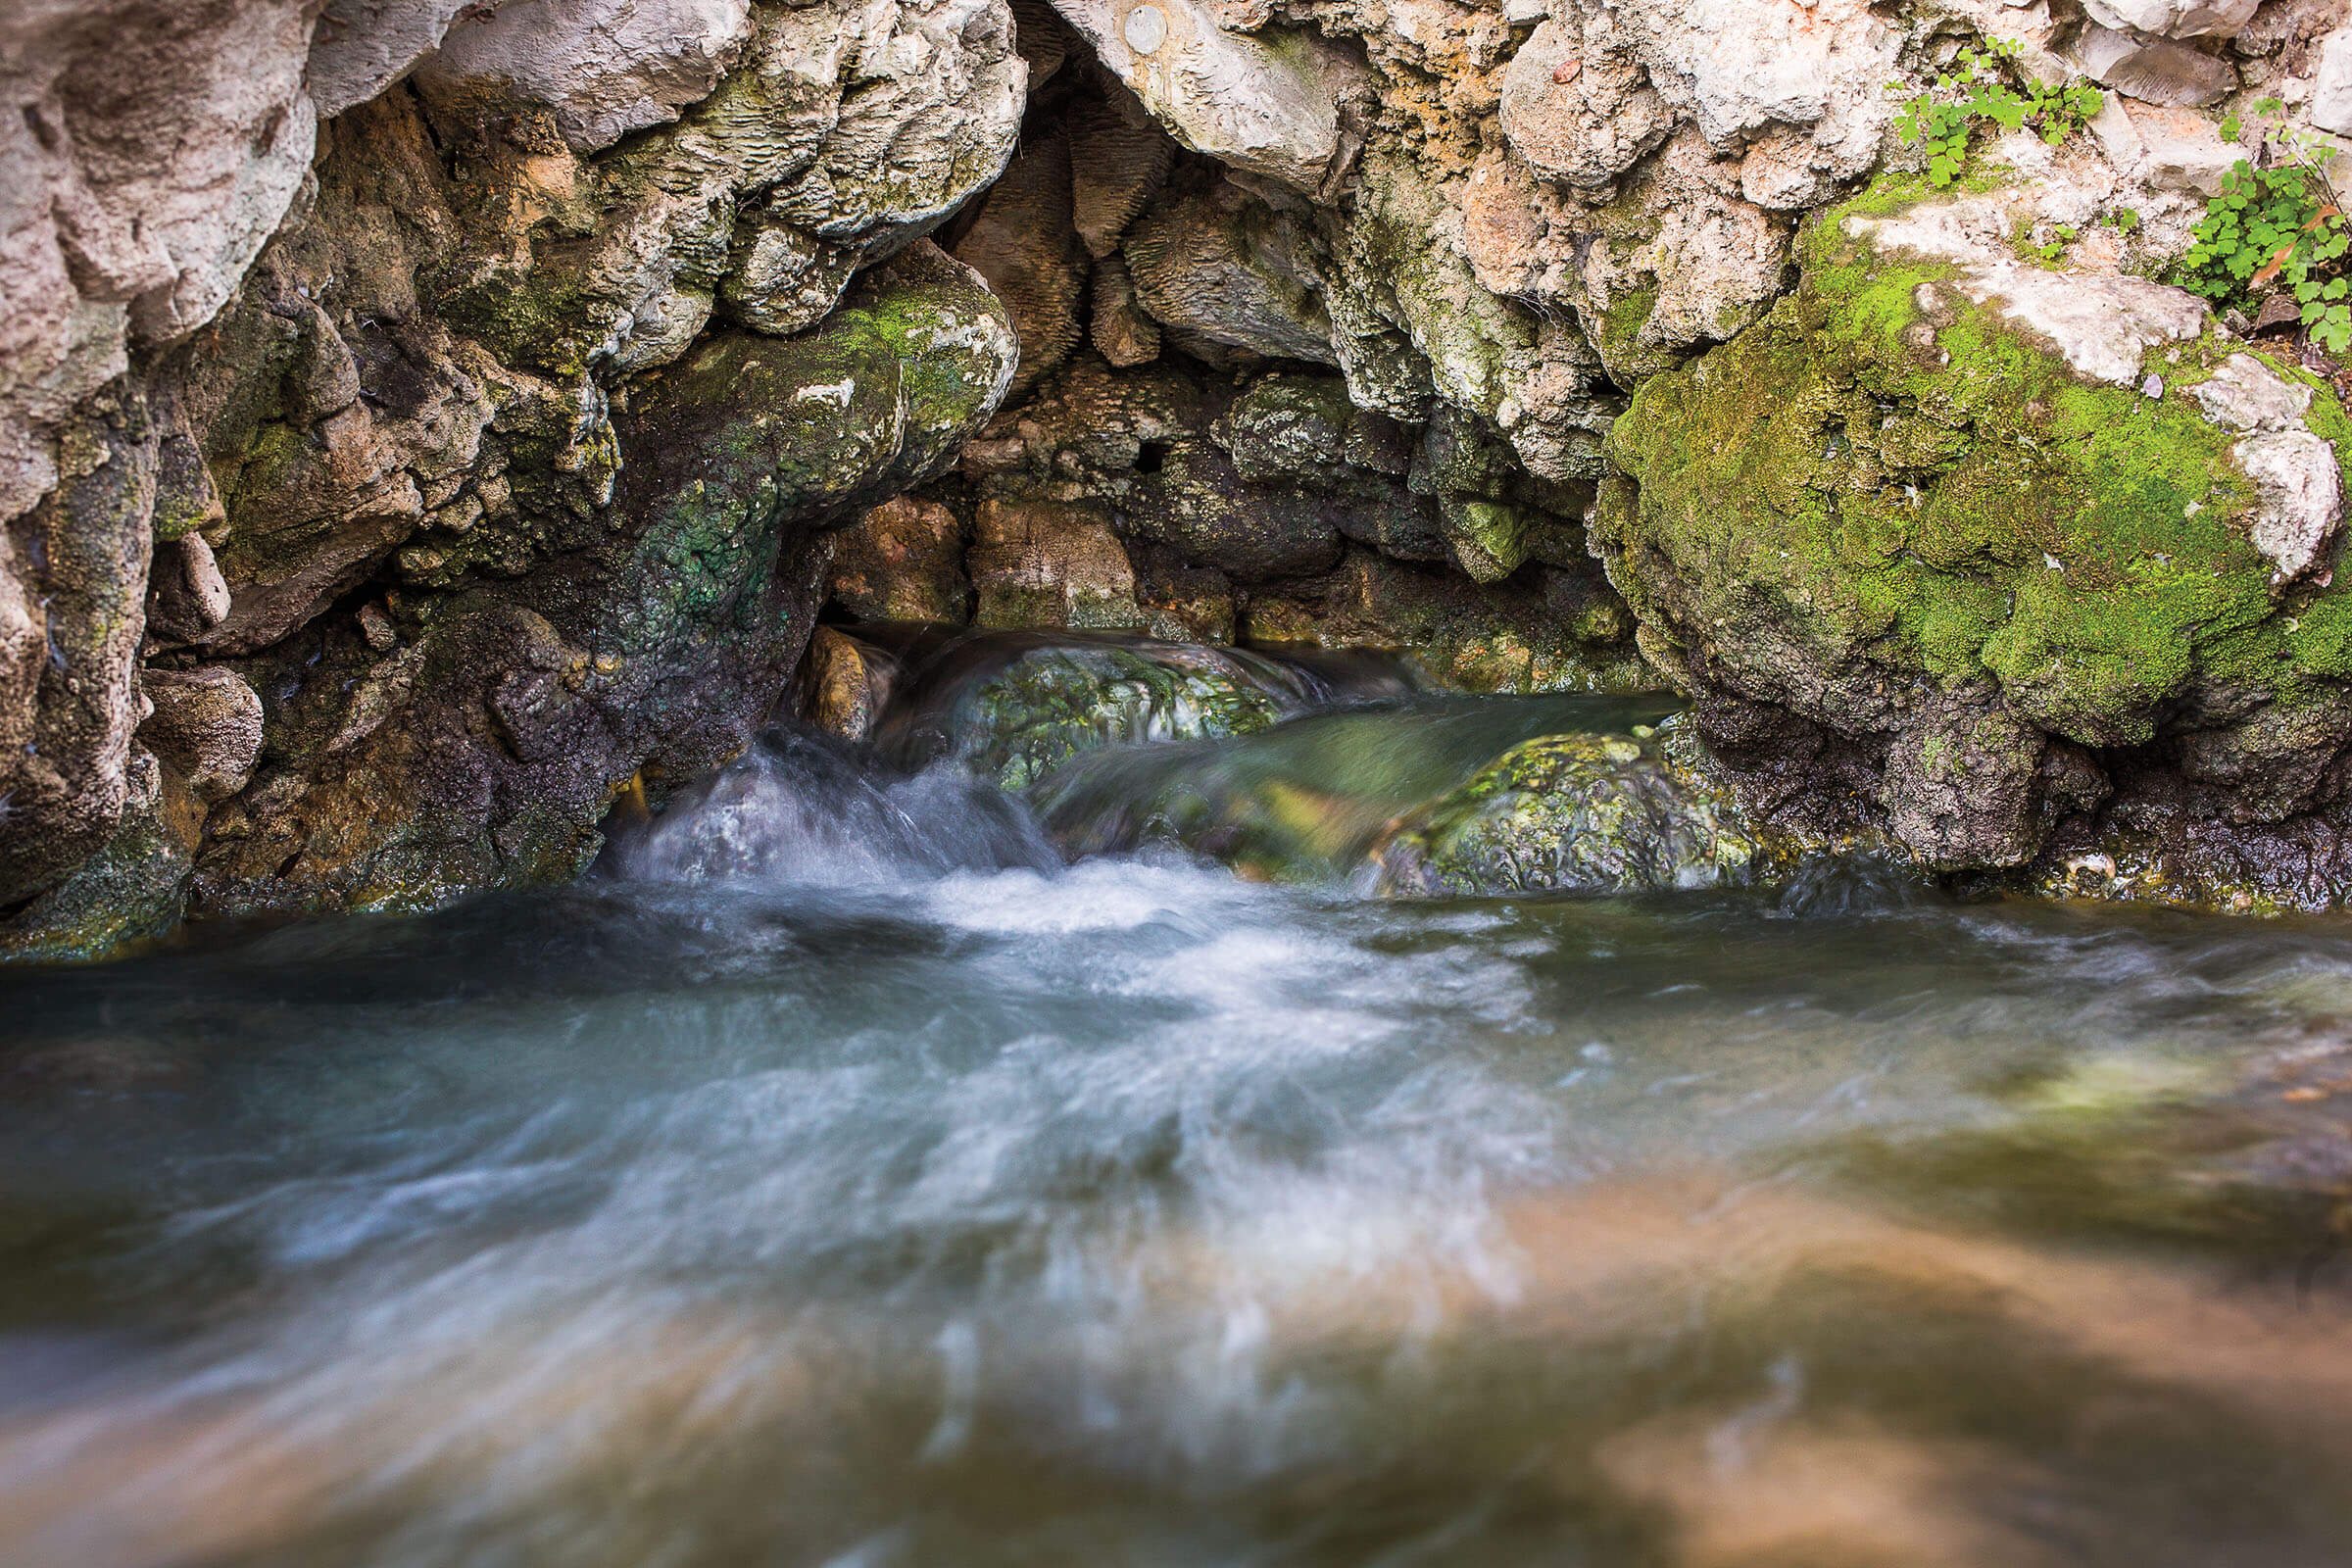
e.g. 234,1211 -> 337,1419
6,0 -> 2352,954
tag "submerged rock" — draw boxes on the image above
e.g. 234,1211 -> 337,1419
879,634 -> 1338,792
1370,728 -> 1764,898
1031,693 -> 1681,882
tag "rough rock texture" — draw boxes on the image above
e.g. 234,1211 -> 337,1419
878,634 -> 1325,789
12,0 -> 2352,946
829,495 -> 972,624
191,243 -> 1012,917
1372,729 -> 1763,897
1595,173 -> 2352,874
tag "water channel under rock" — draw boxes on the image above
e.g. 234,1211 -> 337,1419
3,633 -> 2351,1567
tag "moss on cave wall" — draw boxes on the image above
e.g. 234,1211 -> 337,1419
1597,174 -> 2352,762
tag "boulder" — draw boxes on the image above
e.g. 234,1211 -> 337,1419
1593,175 -> 2352,870
1371,728 -> 1764,897
139,666 -> 264,803
413,0 -> 756,155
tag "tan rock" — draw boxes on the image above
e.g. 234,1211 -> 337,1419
828,497 -> 970,625
139,666 -> 265,804
969,498 -> 1145,630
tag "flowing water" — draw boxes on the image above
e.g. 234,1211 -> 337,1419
5,635 -> 2352,1567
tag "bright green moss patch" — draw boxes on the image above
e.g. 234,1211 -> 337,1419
1601,175 -> 2352,751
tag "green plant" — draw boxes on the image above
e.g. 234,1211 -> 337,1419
2177,99 -> 2350,354
1889,38 -> 2105,188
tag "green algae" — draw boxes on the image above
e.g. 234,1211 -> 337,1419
1600,174 -> 2352,754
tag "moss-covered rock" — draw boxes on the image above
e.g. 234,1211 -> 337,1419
1369,725 -> 1764,897
880,635 -> 1329,793
1594,173 -> 2352,872
1031,693 -> 1678,882
194,244 -> 1016,918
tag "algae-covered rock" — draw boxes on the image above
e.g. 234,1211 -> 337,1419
1593,174 -> 2352,873
880,634 -> 1329,792
1370,726 -> 1764,898
1,753 -> 200,965
1029,693 -> 1675,882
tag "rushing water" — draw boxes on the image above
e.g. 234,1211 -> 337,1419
5,641 -> 2352,1567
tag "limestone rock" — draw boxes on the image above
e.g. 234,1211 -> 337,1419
828,496 -> 970,624
1245,549 -> 1646,695
441,0 -> 1023,381
1043,0 -> 1365,193
195,244 -> 1016,918
1498,17 -> 1674,192
1593,177 -> 2352,868
969,499 -> 1147,630
147,533 -> 233,644
890,635 -> 1320,790
954,133 -> 1090,396
0,0 -> 316,529
801,626 -> 890,742
2073,25 -> 2237,107
0,382 -> 156,907
0,751 -> 198,964
414,0 -> 757,155
1089,256 -> 1163,368
2079,0 -> 2261,40
139,666 -> 265,803
2314,24 -> 2352,138
1122,182 -> 1337,366
1372,729 -> 1763,897
1070,77 -> 1180,258
308,0 -> 495,119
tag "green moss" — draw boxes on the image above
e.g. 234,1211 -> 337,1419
1603,174 -> 2352,752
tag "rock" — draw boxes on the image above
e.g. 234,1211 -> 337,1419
307,0 -> 492,119
890,635 -> 1324,790
1122,182 -> 1337,366
1118,434 -> 1347,579
0,751 -> 198,964
194,243 -> 1016,917
1843,193 -> 2209,385
436,0 -> 1023,381
801,626 -> 891,741
2073,25 -> 2237,107
146,533 -> 233,643
1244,549 -> 1648,695
2079,0 -> 2260,40
1592,174 -> 2352,869
0,382 -> 157,908
1089,256 -> 1163,368
1069,77 -> 1179,258
1498,18 -> 1674,191
1371,728 -> 1764,897
1043,0 -> 1365,193
2314,24 -> 2352,138
413,0 -> 756,155
954,132 -> 1090,396
968,499 -> 1147,630
828,496 -> 970,624
139,666 -> 264,803
2120,102 -> 2241,196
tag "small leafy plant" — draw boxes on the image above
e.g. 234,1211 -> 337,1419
1890,37 -> 2105,188
2178,99 -> 2350,355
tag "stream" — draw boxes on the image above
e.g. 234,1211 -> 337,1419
3,633 -> 2351,1567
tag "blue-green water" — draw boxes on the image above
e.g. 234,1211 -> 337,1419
2,694 -> 2351,1567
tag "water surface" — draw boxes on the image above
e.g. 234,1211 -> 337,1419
3,714 -> 2351,1567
